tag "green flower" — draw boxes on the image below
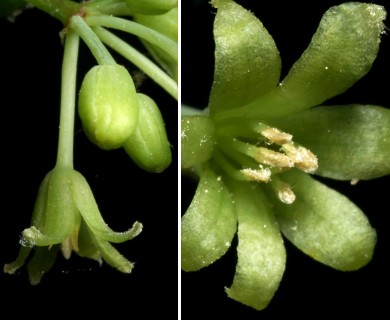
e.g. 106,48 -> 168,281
181,0 -> 390,311
4,166 -> 142,285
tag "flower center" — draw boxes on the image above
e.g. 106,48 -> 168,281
215,121 -> 318,204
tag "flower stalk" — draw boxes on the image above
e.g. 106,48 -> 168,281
56,28 -> 79,168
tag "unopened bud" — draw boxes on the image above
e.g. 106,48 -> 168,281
134,7 -> 178,81
125,0 -> 177,15
123,93 -> 171,173
78,64 -> 139,150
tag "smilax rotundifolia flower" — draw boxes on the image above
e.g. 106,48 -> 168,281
182,0 -> 390,311
4,166 -> 142,285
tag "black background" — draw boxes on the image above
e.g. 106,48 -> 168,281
1,5 -> 177,316
182,0 -> 390,318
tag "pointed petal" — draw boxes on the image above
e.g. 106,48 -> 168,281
181,166 -> 237,271
270,104 -> 390,180
282,3 -> 385,111
242,3 -> 386,118
209,0 -> 281,114
271,170 -> 376,271
226,181 -> 286,311
30,171 -> 51,227
89,231 -> 134,273
181,115 -> 216,169
27,246 -> 59,285
77,219 -> 101,260
61,211 -> 82,259
71,170 -> 142,243
4,246 -> 32,274
22,168 -> 77,246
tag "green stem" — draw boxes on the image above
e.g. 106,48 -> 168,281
26,0 -> 81,24
56,29 -> 80,168
94,27 -> 178,100
70,15 -> 116,65
85,15 -> 178,63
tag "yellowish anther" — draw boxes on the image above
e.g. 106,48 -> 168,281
254,147 -> 294,169
350,178 -> 359,185
260,127 -> 293,145
282,143 -> 318,173
241,167 -> 272,182
61,238 -> 73,260
61,227 -> 80,260
273,180 -> 296,204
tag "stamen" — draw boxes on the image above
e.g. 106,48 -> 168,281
282,143 -> 318,173
260,127 -> 293,145
61,238 -> 72,260
350,178 -> 359,185
241,167 -> 272,183
271,178 -> 296,204
214,149 -> 250,181
254,147 -> 294,169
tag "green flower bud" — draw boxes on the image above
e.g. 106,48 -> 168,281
125,0 -> 177,15
134,8 -> 178,41
78,64 -> 139,150
123,93 -> 171,173
135,7 -> 178,81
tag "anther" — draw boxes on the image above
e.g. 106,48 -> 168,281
282,143 -> 318,173
241,167 -> 272,182
254,147 -> 294,169
260,127 -> 293,145
271,178 -> 296,204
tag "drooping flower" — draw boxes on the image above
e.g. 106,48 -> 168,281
181,0 -> 390,310
4,166 -> 142,285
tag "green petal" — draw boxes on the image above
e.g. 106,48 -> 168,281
4,246 -> 32,275
209,0 -> 281,114
89,231 -> 134,273
76,219 -> 101,261
22,168 -> 77,246
27,246 -> 59,285
270,104 -> 390,180
239,2 -> 386,119
181,166 -> 237,271
71,171 -> 143,243
226,181 -> 286,311
30,171 -> 51,228
271,170 -> 376,271
181,115 -> 216,169
281,3 -> 385,112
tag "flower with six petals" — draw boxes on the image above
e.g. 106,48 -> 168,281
4,166 -> 142,285
182,0 -> 390,310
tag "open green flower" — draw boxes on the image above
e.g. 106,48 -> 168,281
182,0 -> 390,311
4,166 -> 142,285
